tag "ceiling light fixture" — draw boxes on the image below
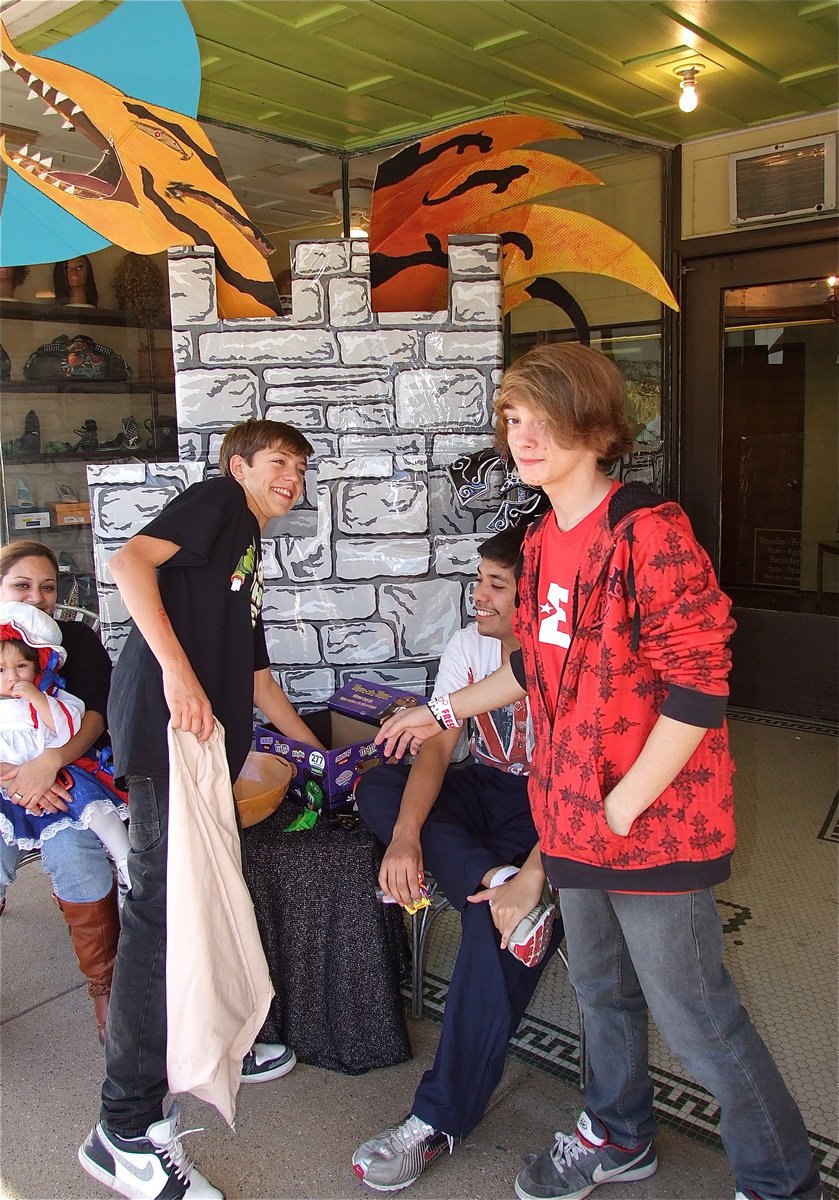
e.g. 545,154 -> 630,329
675,66 -> 702,113
331,185 -> 372,238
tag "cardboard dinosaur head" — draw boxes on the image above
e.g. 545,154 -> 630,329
369,114 -> 679,318
0,20 -> 281,318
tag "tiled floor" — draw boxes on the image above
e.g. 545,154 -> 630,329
418,712 -> 839,1194
0,711 -> 836,1199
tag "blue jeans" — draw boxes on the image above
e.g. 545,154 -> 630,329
559,887 -> 820,1199
0,824 -> 114,903
357,762 -> 562,1138
100,775 -> 169,1136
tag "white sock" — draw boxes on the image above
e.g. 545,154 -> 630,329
488,865 -> 520,889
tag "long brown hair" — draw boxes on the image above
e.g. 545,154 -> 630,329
494,343 -> 633,466
0,541 -> 59,581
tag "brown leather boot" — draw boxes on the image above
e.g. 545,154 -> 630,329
54,883 -> 120,1043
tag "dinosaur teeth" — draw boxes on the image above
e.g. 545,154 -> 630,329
19,144 -> 30,157
54,91 -> 67,104
61,121 -> 75,130
41,155 -> 54,168
0,58 -> 10,73
71,104 -> 82,115
27,85 -> 42,100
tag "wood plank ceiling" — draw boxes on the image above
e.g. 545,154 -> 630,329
7,0 -> 837,150
1,1 -> 836,250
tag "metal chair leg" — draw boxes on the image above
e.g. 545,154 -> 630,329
409,883 -> 587,1093
409,880 -> 453,1018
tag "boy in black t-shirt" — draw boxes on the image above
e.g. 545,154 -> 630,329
79,421 -> 323,1200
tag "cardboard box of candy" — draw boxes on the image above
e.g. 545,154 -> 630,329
253,678 -> 426,814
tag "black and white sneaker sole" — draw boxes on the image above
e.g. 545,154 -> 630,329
240,1049 -> 297,1083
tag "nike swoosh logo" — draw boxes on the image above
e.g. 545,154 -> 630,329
109,1145 -> 156,1183
591,1152 -> 646,1183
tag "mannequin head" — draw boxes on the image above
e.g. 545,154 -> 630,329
0,264 -> 29,300
54,255 -> 99,307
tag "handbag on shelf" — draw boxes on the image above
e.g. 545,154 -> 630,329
23,334 -> 131,382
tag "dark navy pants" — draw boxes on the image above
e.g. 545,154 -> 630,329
356,761 -> 562,1139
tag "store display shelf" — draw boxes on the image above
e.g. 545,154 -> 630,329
3,450 -> 177,465
1,380 -> 175,394
0,300 -> 170,329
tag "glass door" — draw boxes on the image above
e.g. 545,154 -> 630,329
679,236 -> 838,720
721,278 -> 837,612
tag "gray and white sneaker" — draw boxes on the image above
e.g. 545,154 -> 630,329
507,885 -> 559,968
514,1110 -> 656,1200
240,1041 -> 297,1083
352,1113 -> 454,1192
78,1100 -> 222,1199
735,1192 -> 824,1200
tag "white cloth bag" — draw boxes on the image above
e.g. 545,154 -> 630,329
166,721 -> 274,1125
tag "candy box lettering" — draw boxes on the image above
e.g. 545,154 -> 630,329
253,679 -> 425,813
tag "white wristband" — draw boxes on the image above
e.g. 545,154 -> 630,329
428,693 -> 463,730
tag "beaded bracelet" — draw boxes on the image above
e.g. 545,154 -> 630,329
427,693 -> 463,730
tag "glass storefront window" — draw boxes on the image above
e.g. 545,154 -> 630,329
721,277 -> 838,613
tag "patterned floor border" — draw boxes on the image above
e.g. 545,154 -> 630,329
727,706 -> 838,738
411,974 -> 839,1197
818,791 -> 839,844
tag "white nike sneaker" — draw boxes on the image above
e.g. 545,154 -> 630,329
78,1100 -> 223,1199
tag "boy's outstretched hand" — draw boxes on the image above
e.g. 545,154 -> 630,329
374,705 -> 442,759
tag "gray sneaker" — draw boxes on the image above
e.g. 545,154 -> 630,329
352,1113 -> 454,1192
514,1110 -> 657,1200
240,1042 -> 296,1083
735,1192 -> 824,1200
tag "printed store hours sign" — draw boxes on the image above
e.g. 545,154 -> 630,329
753,528 -> 801,588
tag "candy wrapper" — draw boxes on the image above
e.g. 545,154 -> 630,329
376,882 -> 431,915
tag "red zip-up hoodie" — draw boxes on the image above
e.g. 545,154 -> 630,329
512,483 -> 737,892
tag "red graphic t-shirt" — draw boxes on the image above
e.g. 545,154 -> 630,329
537,483 -> 618,718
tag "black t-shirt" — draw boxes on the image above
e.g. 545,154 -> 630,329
56,619 -> 112,751
108,476 -> 269,784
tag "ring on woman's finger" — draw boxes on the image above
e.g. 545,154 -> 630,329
488,898 -> 494,907
12,791 -> 23,800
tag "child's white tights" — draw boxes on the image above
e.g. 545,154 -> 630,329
85,809 -> 131,899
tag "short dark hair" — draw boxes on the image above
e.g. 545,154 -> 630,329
218,420 -> 314,476
0,636 -> 38,668
494,342 -> 633,466
477,521 -> 528,569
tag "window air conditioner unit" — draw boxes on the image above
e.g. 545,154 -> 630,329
729,135 -> 837,225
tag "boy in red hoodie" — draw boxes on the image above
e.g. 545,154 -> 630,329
376,344 -> 820,1200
